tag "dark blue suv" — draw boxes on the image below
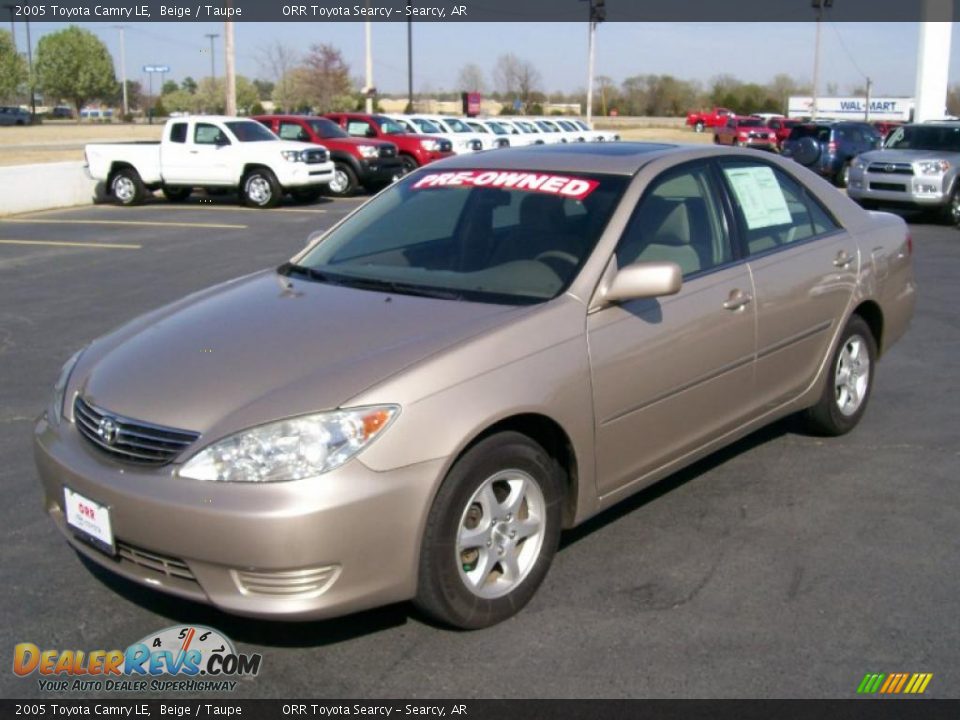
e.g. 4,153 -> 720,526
781,121 -> 882,188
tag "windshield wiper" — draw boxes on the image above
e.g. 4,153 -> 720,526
333,275 -> 464,301
277,262 -> 341,285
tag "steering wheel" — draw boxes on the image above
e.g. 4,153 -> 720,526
535,250 -> 579,266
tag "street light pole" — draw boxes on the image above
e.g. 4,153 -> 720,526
810,0 -> 833,121
2,5 -> 15,53
364,17 -> 373,114
205,32 -> 219,83
581,0 -> 605,124
24,17 -> 34,117
224,20 -> 236,115
114,25 -> 129,117
406,1 -> 413,112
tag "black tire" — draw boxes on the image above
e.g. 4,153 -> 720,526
694,121 -> 705,133
937,185 -> 960,226
835,161 -> 851,189
110,167 -> 146,206
325,162 -> 358,197
399,155 -> 419,174
240,168 -> 281,209
162,186 -> 191,202
804,315 -> 877,436
291,187 -> 323,204
415,432 -> 564,629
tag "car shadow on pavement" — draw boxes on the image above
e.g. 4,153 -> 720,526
79,415 -> 803,643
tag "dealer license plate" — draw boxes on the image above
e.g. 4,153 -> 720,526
64,487 -> 115,556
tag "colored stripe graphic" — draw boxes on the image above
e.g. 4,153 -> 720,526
858,672 -> 932,694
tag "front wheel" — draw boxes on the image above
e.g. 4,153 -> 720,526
937,186 -> 960,225
804,315 -> 877,436
694,121 -> 705,133
415,432 -> 563,629
835,161 -> 851,189
399,155 -> 419,174
241,168 -> 281,208
110,168 -> 146,206
326,163 -> 358,197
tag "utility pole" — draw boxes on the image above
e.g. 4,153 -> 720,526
24,17 -> 34,117
810,0 -> 833,120
864,77 -> 872,121
205,32 -> 219,83
224,20 -> 236,115
582,0 -> 605,124
406,1 -> 413,112
364,15 -> 373,114
114,26 -> 129,117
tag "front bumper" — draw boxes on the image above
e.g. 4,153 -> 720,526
34,415 -> 444,620
847,169 -> 951,208
357,158 -> 405,186
274,160 -> 335,190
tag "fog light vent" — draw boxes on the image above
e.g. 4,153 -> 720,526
232,565 -> 341,598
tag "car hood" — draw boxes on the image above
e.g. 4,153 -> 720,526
857,148 -> 960,163
76,271 -> 522,440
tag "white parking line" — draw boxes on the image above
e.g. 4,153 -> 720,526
1,219 -> 247,230
0,239 -> 141,250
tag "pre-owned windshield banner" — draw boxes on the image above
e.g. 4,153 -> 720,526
411,171 -> 599,199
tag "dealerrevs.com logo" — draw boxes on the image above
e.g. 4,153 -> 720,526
13,625 -> 262,693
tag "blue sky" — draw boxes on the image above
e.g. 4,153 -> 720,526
10,21 -> 959,98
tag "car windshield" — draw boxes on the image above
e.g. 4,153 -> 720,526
575,120 -> 590,130
536,121 -> 559,132
557,121 -> 577,131
885,124 -> 960,151
737,119 -> 764,127
307,118 -> 349,139
468,122 -> 489,133
517,121 -> 539,133
225,121 -> 277,142
290,171 -> 627,305
411,118 -> 442,134
443,117 -> 473,133
371,117 -> 406,135
486,121 -> 509,135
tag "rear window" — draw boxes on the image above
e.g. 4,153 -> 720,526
788,125 -> 832,142
169,122 -> 187,143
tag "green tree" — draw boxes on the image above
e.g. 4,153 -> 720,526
161,80 -> 179,96
0,30 -> 26,103
195,76 -> 260,114
181,76 -> 198,94
35,26 -> 117,116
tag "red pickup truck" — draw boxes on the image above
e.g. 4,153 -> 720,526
713,116 -> 778,150
323,113 -> 454,175
254,114 -> 404,197
686,107 -> 734,133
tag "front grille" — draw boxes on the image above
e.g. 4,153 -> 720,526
868,162 -> 913,176
438,139 -> 453,153
378,145 -> 396,158
303,148 -> 328,164
74,397 -> 200,466
869,182 -> 908,192
233,565 -> 341,598
117,541 -> 196,581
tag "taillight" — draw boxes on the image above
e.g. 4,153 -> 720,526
828,141 -> 838,154
906,233 -> 913,256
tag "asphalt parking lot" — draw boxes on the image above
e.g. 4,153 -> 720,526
0,195 -> 957,699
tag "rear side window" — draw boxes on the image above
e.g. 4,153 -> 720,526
169,123 -> 187,143
719,161 -> 840,255
278,121 -> 309,141
616,163 -> 732,277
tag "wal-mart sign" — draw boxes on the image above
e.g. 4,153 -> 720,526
143,65 -> 171,74
787,96 -> 914,122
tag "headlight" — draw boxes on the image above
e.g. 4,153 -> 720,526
281,149 -> 306,163
917,159 -> 950,175
48,349 -> 84,427
420,139 -> 439,151
357,144 -> 379,159
177,405 -> 399,483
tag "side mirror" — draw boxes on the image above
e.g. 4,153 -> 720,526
215,134 -> 231,147
603,261 -> 682,304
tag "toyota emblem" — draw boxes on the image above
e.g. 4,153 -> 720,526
97,417 -> 119,445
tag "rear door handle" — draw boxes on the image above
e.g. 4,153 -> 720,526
723,289 -> 753,311
834,250 -> 855,268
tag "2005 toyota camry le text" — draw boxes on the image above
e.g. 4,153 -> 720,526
34,143 -> 915,629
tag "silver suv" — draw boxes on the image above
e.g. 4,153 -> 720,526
847,122 -> 960,224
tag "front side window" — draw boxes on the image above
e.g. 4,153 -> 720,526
290,170 -> 628,304
194,123 -> 228,145
278,121 -> 309,141
616,164 -> 732,277
719,160 -> 840,255
346,119 -> 375,137
410,118 -> 441,134
224,121 -> 276,142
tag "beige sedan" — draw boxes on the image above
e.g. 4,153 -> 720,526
35,144 -> 915,629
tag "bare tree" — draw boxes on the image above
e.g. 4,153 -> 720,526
456,63 -> 487,93
297,44 -> 354,112
493,53 -> 541,109
258,41 -> 300,111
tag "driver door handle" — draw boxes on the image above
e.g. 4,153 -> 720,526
834,250 -> 855,268
723,289 -> 753,311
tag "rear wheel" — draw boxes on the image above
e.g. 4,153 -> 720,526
326,163 -> 358,197
804,315 -> 876,436
110,168 -> 146,206
241,168 -> 281,208
694,121 -> 705,133
415,432 -> 563,629
399,155 -> 419,174
162,186 -> 191,202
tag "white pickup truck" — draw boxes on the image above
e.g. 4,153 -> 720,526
84,116 -> 335,208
